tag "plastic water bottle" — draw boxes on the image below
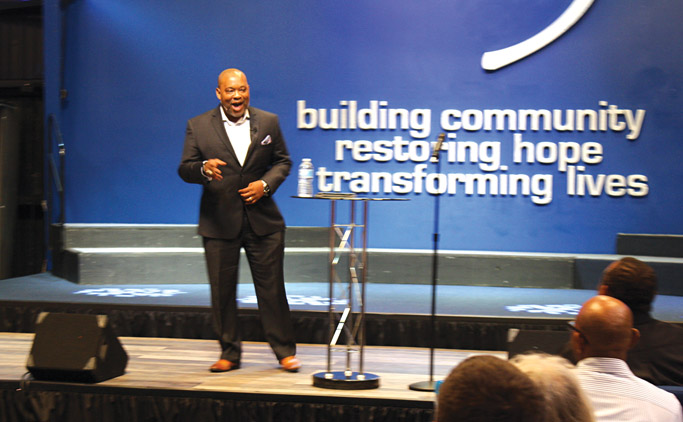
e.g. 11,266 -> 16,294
297,158 -> 314,197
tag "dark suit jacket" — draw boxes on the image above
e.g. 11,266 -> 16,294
627,313 -> 683,386
178,106 -> 292,239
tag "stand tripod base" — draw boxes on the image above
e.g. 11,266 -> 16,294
408,380 -> 439,392
313,371 -> 380,390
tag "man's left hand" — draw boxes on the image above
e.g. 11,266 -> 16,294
239,181 -> 265,205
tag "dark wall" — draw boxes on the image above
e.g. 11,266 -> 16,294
0,2 -> 44,278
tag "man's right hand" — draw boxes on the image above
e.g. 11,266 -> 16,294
204,158 -> 227,181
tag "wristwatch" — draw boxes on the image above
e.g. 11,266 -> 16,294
261,180 -> 271,196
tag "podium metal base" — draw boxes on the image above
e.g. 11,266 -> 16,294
408,380 -> 438,392
313,371 -> 380,390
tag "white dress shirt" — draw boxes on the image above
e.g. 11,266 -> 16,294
575,357 -> 682,422
220,107 -> 251,166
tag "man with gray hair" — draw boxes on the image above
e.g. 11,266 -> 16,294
511,353 -> 595,422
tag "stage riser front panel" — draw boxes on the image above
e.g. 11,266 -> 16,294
52,225 -> 329,249
574,258 -> 683,296
617,233 -> 683,258
50,225 -> 683,296
55,250 -> 578,288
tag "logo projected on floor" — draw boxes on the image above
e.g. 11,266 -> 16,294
239,295 -> 348,306
74,288 -> 188,298
505,304 -> 581,315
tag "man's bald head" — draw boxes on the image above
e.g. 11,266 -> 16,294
217,68 -> 247,87
572,295 -> 639,361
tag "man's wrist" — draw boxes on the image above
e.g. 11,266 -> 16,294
261,180 -> 271,196
201,160 -> 213,180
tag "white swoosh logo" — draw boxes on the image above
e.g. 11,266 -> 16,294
481,0 -> 595,71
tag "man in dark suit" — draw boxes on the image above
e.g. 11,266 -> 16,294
178,68 -> 300,372
598,257 -> 683,386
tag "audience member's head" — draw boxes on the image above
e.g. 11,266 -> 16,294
511,353 -> 595,422
436,355 -> 546,422
598,257 -> 657,315
571,295 -> 640,362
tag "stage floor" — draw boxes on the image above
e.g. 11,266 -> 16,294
0,332 -> 502,403
2,332 -> 508,422
1,272 -> 682,322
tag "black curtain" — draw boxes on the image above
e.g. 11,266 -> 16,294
1,383 -> 433,422
1,302 -> 568,350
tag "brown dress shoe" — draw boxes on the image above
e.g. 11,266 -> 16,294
279,356 -> 302,372
209,359 -> 239,372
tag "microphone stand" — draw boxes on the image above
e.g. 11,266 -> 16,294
409,133 -> 445,392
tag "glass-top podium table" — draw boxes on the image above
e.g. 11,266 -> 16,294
293,194 -> 407,390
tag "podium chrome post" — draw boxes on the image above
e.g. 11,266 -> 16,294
313,197 -> 379,390
326,199 -> 336,374
359,199 -> 368,375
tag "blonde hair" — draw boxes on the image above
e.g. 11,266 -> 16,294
511,353 -> 595,422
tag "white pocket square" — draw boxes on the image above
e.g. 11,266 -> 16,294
260,135 -> 272,145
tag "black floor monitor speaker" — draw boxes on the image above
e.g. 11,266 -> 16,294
507,329 -> 571,359
26,312 -> 128,383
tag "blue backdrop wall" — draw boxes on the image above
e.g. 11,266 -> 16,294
44,0 -> 683,253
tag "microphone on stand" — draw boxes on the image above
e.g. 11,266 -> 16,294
409,131 -> 448,392
431,133 -> 446,159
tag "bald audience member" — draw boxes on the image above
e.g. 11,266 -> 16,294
599,257 -> 683,386
511,353 -> 595,422
571,295 -> 682,422
436,355 -> 546,422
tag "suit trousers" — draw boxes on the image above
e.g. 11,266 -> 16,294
203,215 -> 296,362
